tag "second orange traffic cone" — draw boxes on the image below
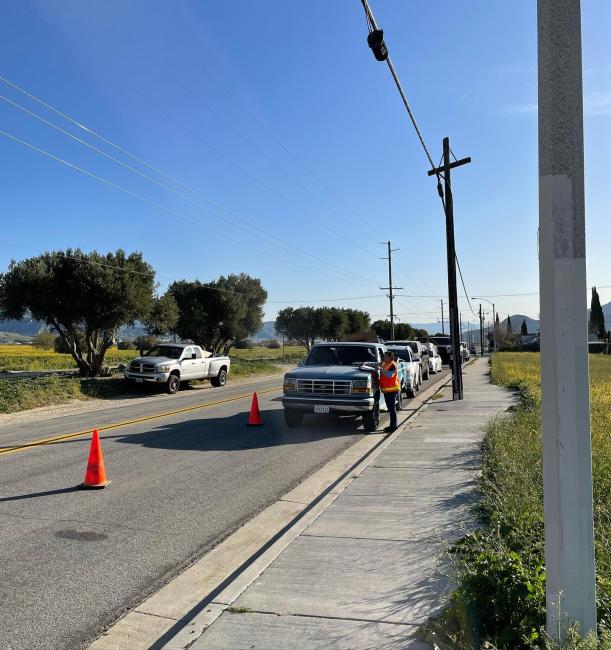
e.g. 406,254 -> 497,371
80,429 -> 111,489
247,392 -> 262,426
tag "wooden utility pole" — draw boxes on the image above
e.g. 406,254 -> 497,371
380,241 -> 402,340
428,138 -> 471,400
479,304 -> 484,357
538,0 -> 596,637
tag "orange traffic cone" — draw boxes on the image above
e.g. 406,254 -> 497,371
80,429 -> 111,489
247,392 -> 262,426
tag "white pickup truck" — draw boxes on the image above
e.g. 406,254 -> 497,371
124,343 -> 230,394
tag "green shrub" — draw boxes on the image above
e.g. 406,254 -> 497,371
32,330 -> 56,350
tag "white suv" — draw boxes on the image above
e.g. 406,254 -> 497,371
386,340 -> 430,380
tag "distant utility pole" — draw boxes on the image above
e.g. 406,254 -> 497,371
428,138 -> 471,400
538,0 -> 596,638
459,313 -> 463,340
472,298 -> 496,350
440,299 -> 445,334
479,304 -> 484,357
380,241 -> 403,340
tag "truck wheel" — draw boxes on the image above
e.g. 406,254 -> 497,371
363,400 -> 380,433
284,409 -> 303,427
422,367 -> 429,380
211,368 -> 227,387
167,374 -> 180,394
407,383 -> 416,398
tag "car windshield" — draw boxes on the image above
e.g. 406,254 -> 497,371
388,348 -> 410,361
145,346 -> 183,359
407,342 -> 419,353
305,345 -> 378,366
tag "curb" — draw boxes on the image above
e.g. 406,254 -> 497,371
88,370 -> 453,650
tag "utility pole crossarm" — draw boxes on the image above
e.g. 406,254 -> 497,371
427,156 -> 472,176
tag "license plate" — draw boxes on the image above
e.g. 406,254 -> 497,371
314,404 -> 330,414
135,378 -> 144,383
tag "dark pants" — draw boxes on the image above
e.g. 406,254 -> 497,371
384,390 -> 398,430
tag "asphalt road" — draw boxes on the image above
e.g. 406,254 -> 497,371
0,369 -> 449,650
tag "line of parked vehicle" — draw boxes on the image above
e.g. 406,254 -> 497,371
281,336 -> 468,432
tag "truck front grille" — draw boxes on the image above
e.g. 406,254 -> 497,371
129,362 -> 156,374
296,379 -> 352,395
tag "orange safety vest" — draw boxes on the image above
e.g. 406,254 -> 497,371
379,360 -> 400,393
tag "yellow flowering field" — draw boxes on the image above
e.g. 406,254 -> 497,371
0,344 -> 135,371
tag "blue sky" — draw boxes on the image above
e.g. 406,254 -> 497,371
0,1 -> 609,331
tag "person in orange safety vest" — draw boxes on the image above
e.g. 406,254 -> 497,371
379,350 -> 400,432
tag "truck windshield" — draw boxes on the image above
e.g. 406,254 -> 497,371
305,345 -> 377,366
430,337 -> 451,346
145,346 -> 183,359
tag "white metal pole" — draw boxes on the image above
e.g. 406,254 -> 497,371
538,0 -> 596,637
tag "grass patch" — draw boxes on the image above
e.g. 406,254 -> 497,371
230,344 -> 305,362
430,391 -> 445,400
226,606 -> 252,614
228,358 -> 283,379
0,375 -> 128,414
448,353 -> 611,648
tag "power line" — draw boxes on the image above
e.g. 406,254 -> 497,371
0,87 -> 379,288
0,128 -> 380,289
455,254 -> 478,318
0,75 -> 380,271
195,62 -> 383,243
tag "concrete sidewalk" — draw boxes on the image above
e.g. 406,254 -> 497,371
190,358 -> 513,649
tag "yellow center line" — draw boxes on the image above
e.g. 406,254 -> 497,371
0,386 -> 282,457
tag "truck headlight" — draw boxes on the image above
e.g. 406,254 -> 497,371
156,365 -> 171,372
283,378 -> 296,392
352,379 -> 372,394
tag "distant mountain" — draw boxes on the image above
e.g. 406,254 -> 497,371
411,323 -> 445,336
0,330 -> 33,343
0,318 -> 43,337
498,314 -> 540,335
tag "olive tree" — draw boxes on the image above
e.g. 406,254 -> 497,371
169,274 -> 267,355
0,249 -> 155,376
275,306 -> 371,351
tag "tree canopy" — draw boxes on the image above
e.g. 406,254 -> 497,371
275,306 -> 371,350
170,274 -> 266,354
144,292 -> 179,337
371,319 -> 428,341
521,318 -> 528,336
0,249 -> 155,376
